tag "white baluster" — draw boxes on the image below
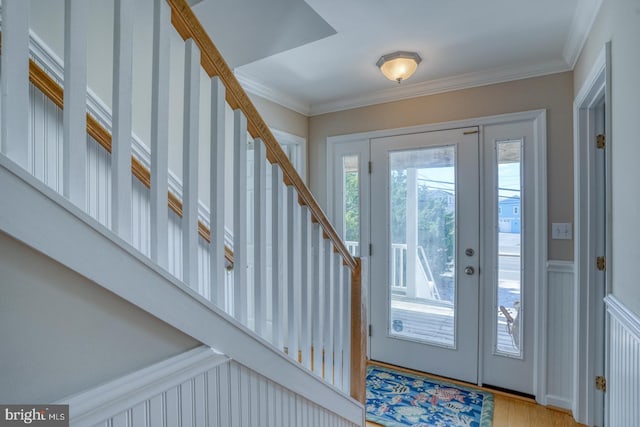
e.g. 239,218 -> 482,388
253,138 -> 268,335
0,0 -> 30,168
111,0 -> 134,241
150,0 -> 171,269
333,252 -> 343,387
182,39 -> 200,288
63,0 -> 88,208
300,206 -> 312,370
233,109 -> 248,323
342,265 -> 351,393
286,185 -> 299,361
271,165 -> 285,350
312,222 -> 324,377
209,77 -> 226,306
323,238 -> 334,381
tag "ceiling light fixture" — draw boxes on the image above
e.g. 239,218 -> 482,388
376,51 -> 422,83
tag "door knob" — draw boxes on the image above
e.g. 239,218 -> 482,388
464,266 -> 475,275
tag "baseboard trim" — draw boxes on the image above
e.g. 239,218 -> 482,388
545,395 -> 573,411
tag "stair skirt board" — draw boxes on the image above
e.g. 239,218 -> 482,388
0,156 -> 364,426
59,346 -> 358,427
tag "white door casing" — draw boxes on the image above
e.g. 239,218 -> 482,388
573,42 -> 611,426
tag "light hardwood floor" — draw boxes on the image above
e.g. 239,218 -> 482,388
367,396 -> 581,427
366,361 -> 584,427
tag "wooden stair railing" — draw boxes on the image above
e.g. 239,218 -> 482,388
26,55 -> 234,267
168,0 -> 356,271
1,30 -> 232,265
0,0 -> 366,403
167,0 -> 366,401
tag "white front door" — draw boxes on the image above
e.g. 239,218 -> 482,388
368,121 -> 537,395
369,127 -> 481,383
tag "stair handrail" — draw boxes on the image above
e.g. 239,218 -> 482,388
167,0 -> 357,271
24,55 -> 235,267
1,1 -> 365,403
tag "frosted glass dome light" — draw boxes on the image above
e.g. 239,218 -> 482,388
376,51 -> 422,83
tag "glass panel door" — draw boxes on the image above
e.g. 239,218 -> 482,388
369,127 -> 479,384
481,120 -> 536,396
388,146 -> 456,347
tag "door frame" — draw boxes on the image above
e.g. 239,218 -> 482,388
327,109 -> 547,401
573,42 -> 611,426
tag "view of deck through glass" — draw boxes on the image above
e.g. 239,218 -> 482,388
342,154 -> 360,256
388,146 -> 456,347
496,139 -> 523,357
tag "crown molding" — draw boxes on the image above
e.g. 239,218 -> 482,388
309,59 -> 571,116
237,59 -> 571,118
235,70 -> 312,116
562,0 -> 604,69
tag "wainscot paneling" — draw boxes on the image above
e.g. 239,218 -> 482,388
606,295 -> 640,427
546,261 -> 575,410
61,346 -> 358,427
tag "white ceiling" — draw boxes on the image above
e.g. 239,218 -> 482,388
192,0 -> 602,116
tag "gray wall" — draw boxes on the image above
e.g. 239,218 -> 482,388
309,72 -> 575,261
0,232 -> 199,403
574,0 -> 640,316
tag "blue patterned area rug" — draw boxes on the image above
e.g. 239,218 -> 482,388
366,365 -> 494,427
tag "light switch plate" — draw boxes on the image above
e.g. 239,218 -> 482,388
551,222 -> 573,240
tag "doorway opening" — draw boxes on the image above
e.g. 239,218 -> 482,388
328,110 -> 547,400
573,42 -> 610,427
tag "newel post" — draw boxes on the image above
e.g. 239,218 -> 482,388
350,257 -> 366,403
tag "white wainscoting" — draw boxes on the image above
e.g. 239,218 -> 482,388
61,346 -> 358,427
605,295 -> 640,427
26,68 -> 233,309
546,260 -> 575,410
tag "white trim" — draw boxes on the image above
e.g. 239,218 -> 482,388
238,60 -> 569,117
0,155 -> 364,425
59,347 -> 229,425
532,109 -> 549,405
605,295 -> 640,344
311,60 -> 569,116
572,43 -> 609,426
201,3 -> 589,117
546,395 -> 574,410
547,260 -> 575,274
573,50 -> 606,110
326,109 -> 547,401
236,70 -> 312,116
272,128 -> 308,184
28,30 -> 64,82
327,109 -> 546,144
562,0 -> 604,69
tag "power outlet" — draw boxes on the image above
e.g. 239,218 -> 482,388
551,223 -> 572,240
